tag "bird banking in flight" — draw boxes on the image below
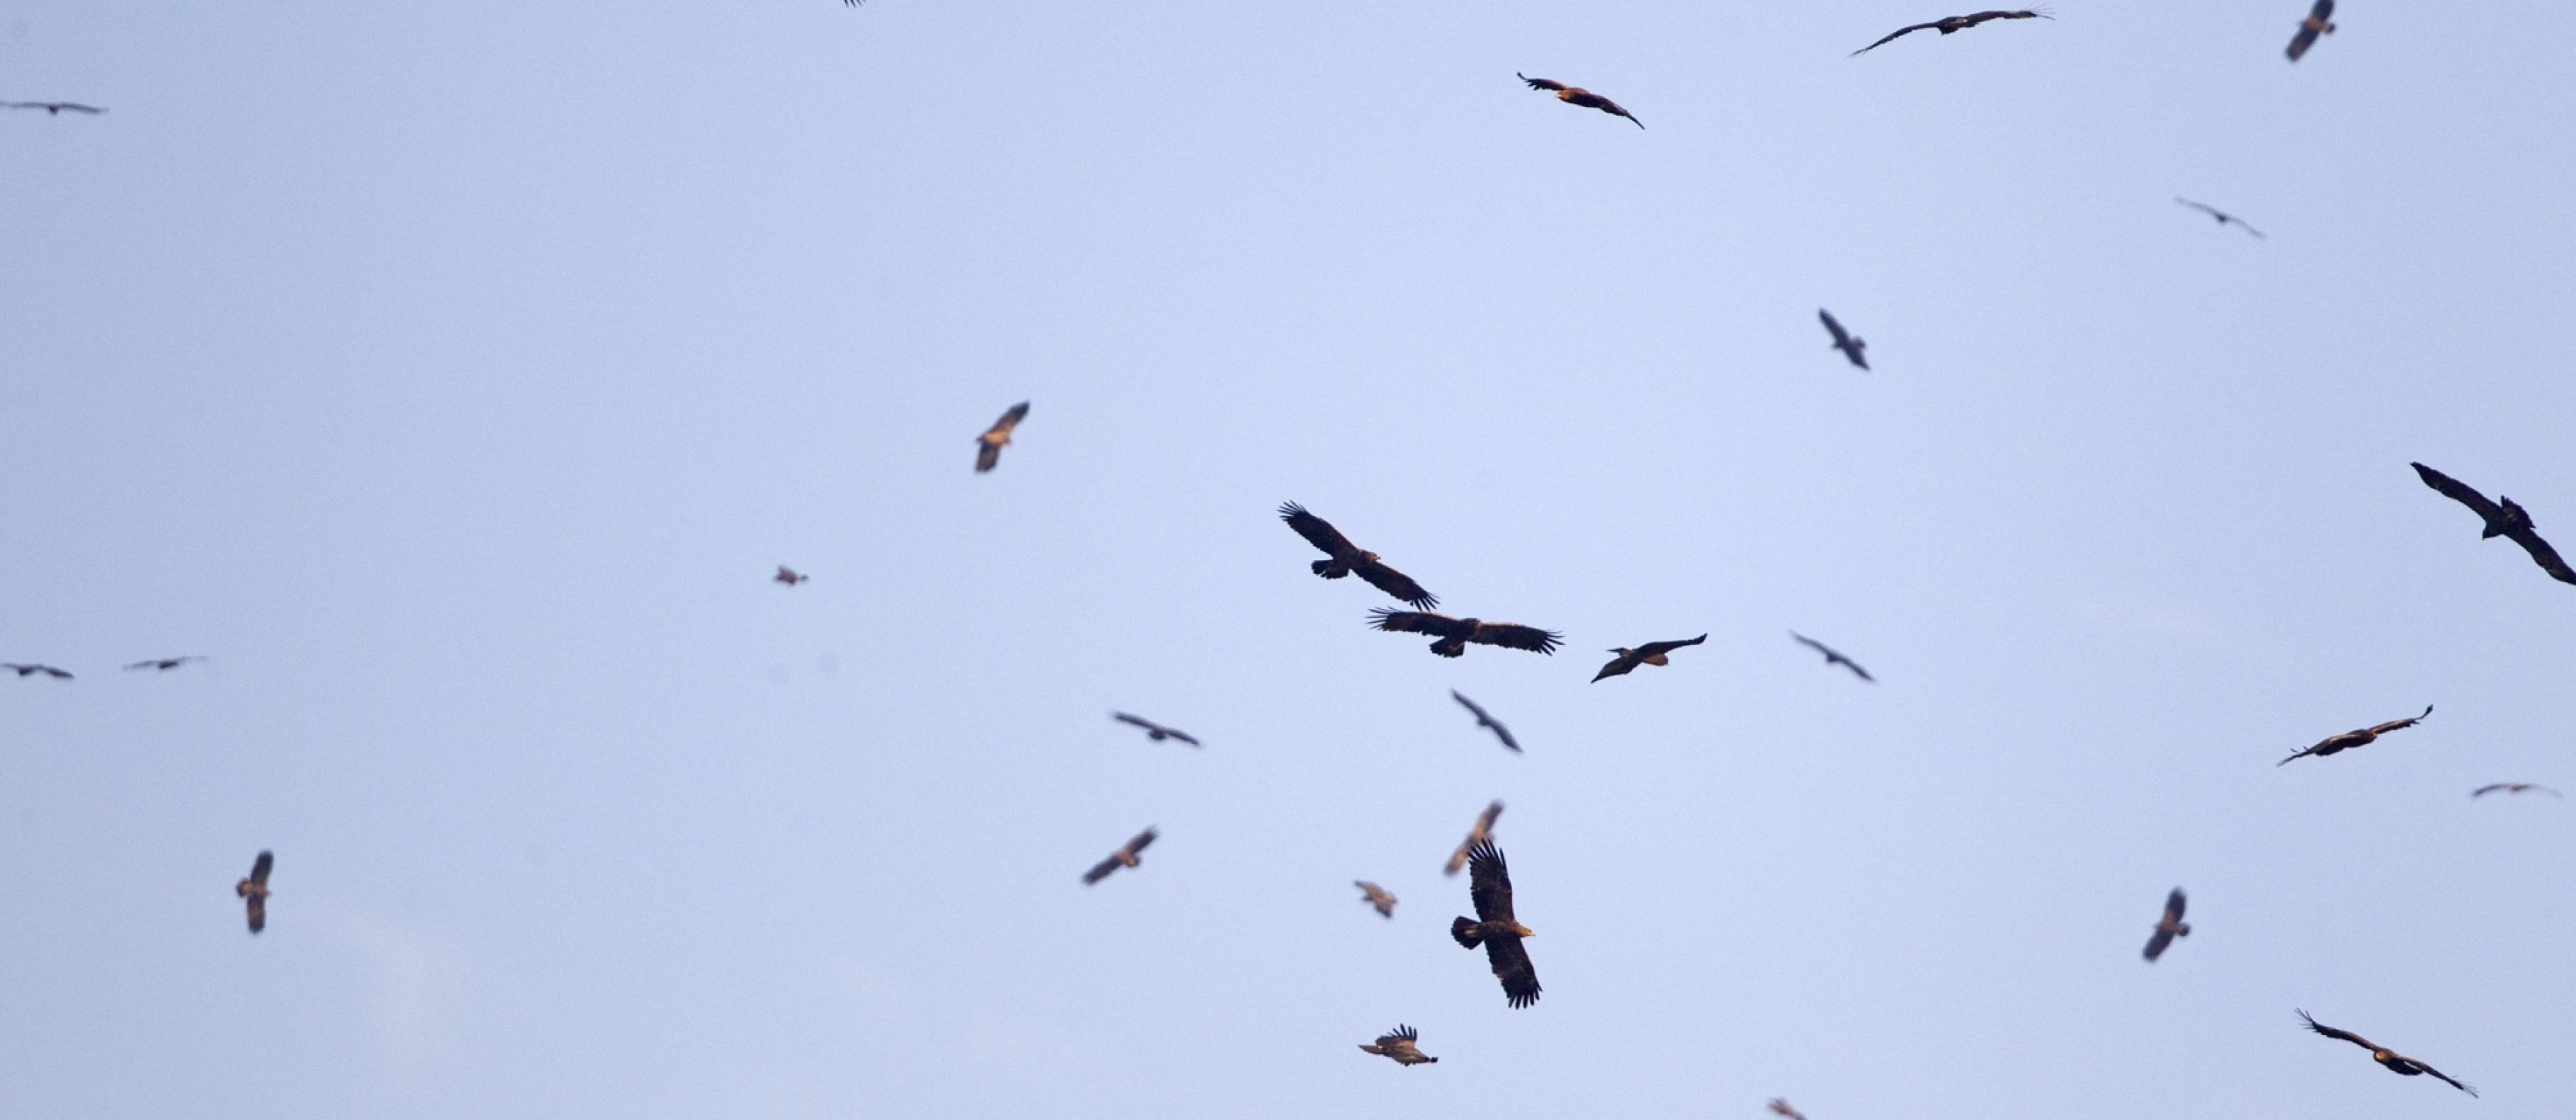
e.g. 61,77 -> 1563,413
1516,74 -> 1643,129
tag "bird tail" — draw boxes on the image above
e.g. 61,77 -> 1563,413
1311,559 -> 1348,578
1431,637 -> 1468,658
1451,916 -> 1484,949
2176,922 -> 2191,937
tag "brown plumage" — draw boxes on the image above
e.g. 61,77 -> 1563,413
1450,690 -> 1521,753
2141,888 -> 2189,963
2471,782 -> 2561,799
1451,840 -> 1540,1007
236,850 -> 273,935
2298,1010 -> 2475,1096
2412,462 -> 2576,586
1278,503 -> 1438,609
1445,801 -> 1503,876
1593,634 -> 1706,682
773,565 -> 809,585
1517,73 -> 1643,129
972,401 -> 1029,474
4,663 -> 74,680
1355,880 -> 1397,918
2175,198 -> 2266,239
1358,1023 -> 1436,1065
2,101 -> 105,115
1768,1102 -> 1809,1120
1081,827 -> 1157,885
1369,609 -> 1560,658
125,656 -> 207,671
2286,0 -> 2335,62
1818,309 -> 1869,370
2278,706 -> 2432,766
1111,712 -> 1201,748
1852,10 -> 2050,55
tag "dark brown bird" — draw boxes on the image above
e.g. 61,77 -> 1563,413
2279,706 -> 2432,766
1791,633 -> 1874,682
2298,1010 -> 2475,1096
2471,782 -> 2561,799
236,850 -> 273,935
2,101 -> 105,115
1445,800 -> 1504,876
2141,888 -> 2189,963
2176,198 -> 2266,239
1082,827 -> 1157,885
1852,10 -> 2050,55
2412,462 -> 2576,586
773,565 -> 809,585
4,663 -> 74,680
1450,690 -> 1521,753
1355,880 -> 1398,918
1279,503 -> 1438,609
1111,712 -> 1201,748
1768,1102 -> 1809,1120
125,656 -> 207,671
972,401 -> 1029,474
1818,309 -> 1869,370
1451,840 -> 1540,1007
1370,609 -> 1562,659
1358,1023 -> 1436,1065
2286,0 -> 2336,62
1517,73 -> 1643,129
1593,634 -> 1706,682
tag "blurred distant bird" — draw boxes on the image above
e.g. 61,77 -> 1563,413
1355,881 -> 1398,918
2141,888 -> 2190,962
1852,10 -> 2050,55
1593,634 -> 1706,682
2471,782 -> 2561,799
1279,503 -> 1439,609
236,850 -> 273,935
1358,1023 -> 1437,1065
1517,73 -> 1643,129
2,101 -> 104,115
1082,827 -> 1157,885
4,663 -> 73,680
2298,1010 -> 2475,1096
2286,0 -> 2336,62
125,656 -> 207,671
1370,609 -> 1562,659
1449,690 -> 1521,753
1768,1102 -> 1809,1120
1446,801 -> 1504,876
2175,198 -> 2265,239
2279,706 -> 2432,766
1791,633 -> 1874,682
1451,840 -> 1541,1007
1818,309 -> 1869,370
973,401 -> 1029,473
2410,462 -> 2576,586
773,565 -> 808,585
1112,712 -> 1201,748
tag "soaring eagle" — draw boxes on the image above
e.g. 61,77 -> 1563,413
773,565 -> 808,585
1,101 -> 105,115
1355,880 -> 1398,918
1451,840 -> 1540,1007
2411,462 -> 2576,586
2279,706 -> 2432,766
1768,1102 -> 1809,1120
1517,74 -> 1643,129
2298,1010 -> 2475,1096
972,401 -> 1029,474
1111,712 -> 1201,748
237,850 -> 273,935
1445,800 -> 1503,876
2471,782 -> 2561,799
1818,309 -> 1869,370
2141,888 -> 2189,963
1081,827 -> 1157,885
4,663 -> 74,680
2286,0 -> 2335,62
125,656 -> 207,671
1593,634 -> 1706,682
1450,690 -> 1521,753
1791,632 -> 1874,682
1358,1023 -> 1436,1065
1852,10 -> 2050,55
1278,503 -> 1438,609
1370,609 -> 1562,659
2175,198 -> 2265,239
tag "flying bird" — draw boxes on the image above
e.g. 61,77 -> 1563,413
2278,706 -> 2432,766
1082,827 -> 1158,885
2411,462 -> 2576,585
1278,503 -> 1438,609
1355,880 -> 1398,918
1112,712 -> 1201,748
1358,1023 -> 1437,1065
1852,10 -> 2050,55
1445,801 -> 1504,876
2141,888 -> 2190,963
2175,198 -> 2265,239
236,850 -> 273,935
1516,73 -> 1643,129
1818,309 -> 1869,370
1768,1102 -> 1809,1120
2297,1010 -> 2475,1096
1593,634 -> 1707,682
2471,782 -> 2561,799
1449,690 -> 1521,753
125,656 -> 207,672
1,101 -> 104,115
2286,0 -> 2336,62
1791,633 -> 1874,682
1370,609 -> 1562,659
4,663 -> 73,680
972,401 -> 1029,474
1451,840 -> 1541,1007
773,565 -> 808,585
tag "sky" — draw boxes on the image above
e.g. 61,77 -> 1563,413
5,1 -> 2574,1116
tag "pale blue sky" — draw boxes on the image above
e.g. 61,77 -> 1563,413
6,2 -> 2573,1116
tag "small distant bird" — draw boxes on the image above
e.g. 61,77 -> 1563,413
773,565 -> 808,585
1446,801 -> 1504,876
1593,634 -> 1707,682
1355,880 -> 1398,918
236,850 -> 273,935
972,401 -> 1029,474
1449,690 -> 1521,753
1278,503 -> 1439,609
1791,633 -> 1874,682
4,663 -> 74,680
1769,1102 -> 1809,1120
1516,73 -> 1643,129
2175,198 -> 2265,239
2471,782 -> 2561,799
1852,10 -> 2050,55
125,656 -> 207,671
2286,0 -> 2336,62
2279,706 -> 2432,767
1451,840 -> 1541,1007
1358,1023 -> 1437,1065
2141,888 -> 2190,963
1,101 -> 105,115
1082,827 -> 1157,885
2411,462 -> 2576,586
1370,609 -> 1562,659
1818,309 -> 1869,370
2297,1010 -> 2475,1097
1111,712 -> 1201,748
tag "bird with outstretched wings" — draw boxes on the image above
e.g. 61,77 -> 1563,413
2,101 -> 104,115
1768,1102 -> 1808,1120
2175,198 -> 2265,239
1358,1023 -> 1436,1065
2279,706 -> 2432,766
1450,690 -> 1521,753
1517,74 -> 1643,129
2142,888 -> 2189,962
125,656 -> 207,671
1594,634 -> 1706,682
773,565 -> 808,585
2286,0 -> 2335,62
1446,801 -> 1503,876
236,850 -> 273,934
1791,633 -> 1874,682
2411,462 -> 2576,585
4,663 -> 73,680
1852,10 -> 2050,55
1371,609 -> 1561,658
2472,782 -> 2560,799
1278,503 -> 1438,609
973,401 -> 1029,473
1451,841 -> 1540,1007
1355,880 -> 1397,918
1818,309 -> 1869,370
2298,1010 -> 2475,1096
1082,828 -> 1157,885
1112,712 -> 1201,748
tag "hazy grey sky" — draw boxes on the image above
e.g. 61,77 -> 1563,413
6,2 -> 2572,1117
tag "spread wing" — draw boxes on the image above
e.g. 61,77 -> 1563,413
1467,621 -> 1562,654
986,401 -> 1029,438
1853,21 -> 1940,54
249,850 -> 273,886
1634,634 -> 1707,658
2288,0 -> 2335,57
1818,310 -> 1854,346
1124,828 -> 1157,859
1081,855 -> 1124,884
1371,609 -> 1468,639
1452,690 -> 1519,752
1769,1102 -> 1808,1120
1374,1024 -> 1418,1046
974,441 -> 1002,473
244,893 -> 265,934
2366,705 -> 2433,736
2163,888 -> 2186,924
1447,801 -> 1504,873
1465,840 -> 1515,922
1592,653 -> 1640,682
2471,783 -> 2511,797
1351,557 -> 1439,610
2507,525 -> 2576,583
1482,936 -> 1541,1007
1278,502 -> 1361,561
2298,1010 -> 2376,1051
1517,72 -> 1566,91
2412,1061 -> 2477,1097
2412,462 -> 2505,525
2143,927 -> 2176,962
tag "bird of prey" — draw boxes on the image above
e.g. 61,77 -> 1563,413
4,663 -> 74,680
1445,801 -> 1504,876
1818,309 -> 1869,370
2472,782 -> 2562,799
773,565 -> 808,585
2411,462 -> 2576,585
1516,73 -> 1643,129
1356,880 -> 1398,918
2142,888 -> 2190,963
237,850 -> 273,935
972,401 -> 1029,474
1278,503 -> 1438,609
2297,1010 -> 2475,1096
1112,712 -> 1201,748
1081,827 -> 1157,885
1593,634 -> 1707,682
2286,0 -> 2336,62
1,101 -> 105,115
1791,633 -> 1874,682
2175,198 -> 2266,239
1449,690 -> 1521,753
1358,1023 -> 1437,1065
1370,609 -> 1562,659
1768,1102 -> 1809,1120
1852,10 -> 2050,55
1451,840 -> 1541,1007
2278,706 -> 2432,767
125,656 -> 207,672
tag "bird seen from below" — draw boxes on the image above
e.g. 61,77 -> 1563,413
1445,801 -> 1504,876
2471,782 -> 2560,799
1355,881 -> 1397,918
1111,712 -> 1200,748
1278,503 -> 1438,609
2298,1010 -> 2476,1096
1369,609 -> 1562,659
2175,198 -> 2265,238
1082,828 -> 1157,886
773,565 -> 808,585
1768,1102 -> 1808,1120
2141,888 -> 2190,963
1791,632 -> 1874,682
2286,0 -> 2336,62
1852,10 -> 2050,55
1449,690 -> 1521,753
972,401 -> 1029,474
4,663 -> 74,680
1516,74 -> 1643,129
125,656 -> 207,672
1593,634 -> 1707,682
2278,706 -> 2432,766
1818,309 -> 1869,370
1357,1023 -> 1436,1065
2411,462 -> 2576,585
236,850 -> 273,935
2,101 -> 104,115
1451,840 -> 1541,1007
